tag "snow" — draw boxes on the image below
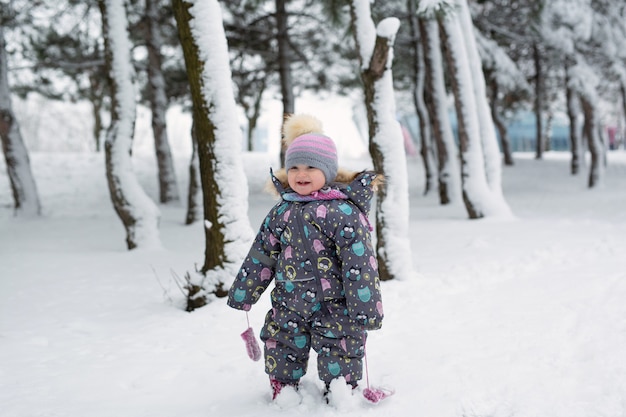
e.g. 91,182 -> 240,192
376,18 -> 400,39
474,30 -> 530,94
3,0 -> 626,412
417,0 -> 456,15
542,0 -> 593,53
3,1 -> 626,411
350,0 -> 377,69
2,125 -> 626,416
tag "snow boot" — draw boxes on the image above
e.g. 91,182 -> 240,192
270,376 -> 299,401
323,379 -> 357,404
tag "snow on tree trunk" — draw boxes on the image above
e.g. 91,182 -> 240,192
418,15 -> 461,205
173,0 -> 254,305
145,0 -> 181,204
569,61 -> 604,188
565,62 -> 582,176
473,30 -> 524,168
456,0 -> 510,215
439,9 -> 507,219
407,0 -> 435,196
349,0 -> 412,281
99,0 -> 161,250
580,96 -> 604,188
0,26 -> 41,217
488,80 -> 514,166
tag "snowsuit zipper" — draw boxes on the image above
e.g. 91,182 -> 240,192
293,204 -> 330,317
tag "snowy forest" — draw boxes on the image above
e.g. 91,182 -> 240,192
2,0 -> 625,306
2,1 -> 626,415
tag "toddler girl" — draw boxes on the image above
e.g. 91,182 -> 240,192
227,114 -> 384,401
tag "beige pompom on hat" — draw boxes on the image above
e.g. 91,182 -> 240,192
283,114 -> 338,183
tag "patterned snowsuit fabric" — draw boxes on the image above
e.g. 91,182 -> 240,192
227,170 -> 383,385
261,301 -> 367,384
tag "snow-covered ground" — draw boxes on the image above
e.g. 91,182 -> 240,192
1,148 -> 626,417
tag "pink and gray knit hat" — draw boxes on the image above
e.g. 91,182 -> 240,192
283,114 -> 338,183
285,133 -> 338,183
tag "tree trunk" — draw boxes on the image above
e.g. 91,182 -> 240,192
418,16 -> 460,205
246,118 -> 254,151
407,0 -> 435,196
349,1 -> 412,282
438,13 -> 488,219
244,78 -> 266,151
0,25 -> 41,217
580,95 -> 603,188
489,79 -> 514,166
439,1 -> 511,219
173,0 -> 225,277
88,73 -> 105,152
185,120 -> 201,225
621,80 -> 626,148
543,112 -> 553,152
173,0 -> 254,306
146,0 -> 180,204
276,0 -> 294,166
457,0 -> 508,205
566,59 -> 585,175
533,42 -> 544,159
99,0 -> 161,249
565,75 -> 581,174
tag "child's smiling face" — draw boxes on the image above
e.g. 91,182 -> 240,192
287,165 -> 326,196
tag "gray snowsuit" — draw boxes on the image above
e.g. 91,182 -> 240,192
227,170 -> 384,386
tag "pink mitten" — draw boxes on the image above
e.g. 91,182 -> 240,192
241,327 -> 261,361
363,386 -> 394,404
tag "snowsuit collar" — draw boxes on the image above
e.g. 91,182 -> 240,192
269,167 -> 380,217
282,188 -> 348,202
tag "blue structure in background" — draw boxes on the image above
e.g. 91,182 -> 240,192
402,110 -> 571,152
503,111 -> 570,151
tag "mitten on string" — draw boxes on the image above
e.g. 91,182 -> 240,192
362,330 -> 394,404
241,312 -> 261,361
363,386 -> 395,404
